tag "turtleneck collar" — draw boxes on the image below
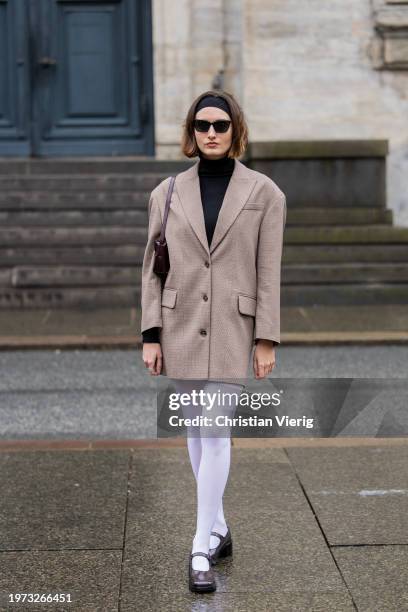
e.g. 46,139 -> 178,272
198,151 -> 235,177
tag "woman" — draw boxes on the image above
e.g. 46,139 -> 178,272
141,90 -> 286,592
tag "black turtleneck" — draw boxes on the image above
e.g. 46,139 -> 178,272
142,153 -> 273,346
198,151 -> 235,248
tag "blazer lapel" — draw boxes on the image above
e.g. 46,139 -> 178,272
175,159 -> 257,256
175,166 -> 209,256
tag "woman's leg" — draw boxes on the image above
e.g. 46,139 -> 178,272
169,378 -> 231,556
191,381 -> 243,571
170,378 -> 204,478
170,378 -> 242,571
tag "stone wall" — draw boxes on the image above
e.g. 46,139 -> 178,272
152,0 -> 408,225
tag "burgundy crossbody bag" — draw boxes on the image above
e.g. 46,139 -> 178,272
153,176 -> 176,278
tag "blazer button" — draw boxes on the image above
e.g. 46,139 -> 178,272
204,261 -> 210,268
200,329 -> 207,336
203,294 -> 208,301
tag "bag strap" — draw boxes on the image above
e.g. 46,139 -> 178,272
159,176 -> 176,243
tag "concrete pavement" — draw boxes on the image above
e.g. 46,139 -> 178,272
0,440 -> 407,611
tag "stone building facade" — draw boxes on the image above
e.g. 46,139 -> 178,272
153,0 -> 408,225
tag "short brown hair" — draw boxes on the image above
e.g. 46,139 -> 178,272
181,90 -> 248,159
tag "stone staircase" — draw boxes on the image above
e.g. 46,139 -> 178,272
248,140 -> 408,307
0,159 -> 191,309
0,143 -> 407,309
283,222 -> 408,305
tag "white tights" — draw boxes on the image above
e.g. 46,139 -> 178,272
170,378 -> 243,571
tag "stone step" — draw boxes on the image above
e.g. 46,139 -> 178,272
0,226 -> 147,246
0,174 -> 169,192
0,246 -> 144,265
282,283 -> 408,306
1,266 -> 138,287
282,262 -> 408,284
0,286 -> 139,309
0,207 -> 393,227
1,242 -> 408,266
2,224 -> 407,247
0,159 -> 193,175
286,207 -> 393,226
1,282 -> 407,309
0,191 -> 151,209
0,209 -> 148,227
285,225 -> 408,244
2,262 -> 407,289
284,244 -> 408,263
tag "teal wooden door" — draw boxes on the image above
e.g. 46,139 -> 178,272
0,0 -> 154,157
0,0 -> 30,155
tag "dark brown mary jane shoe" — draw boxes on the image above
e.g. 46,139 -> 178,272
209,527 -> 233,565
188,552 -> 216,593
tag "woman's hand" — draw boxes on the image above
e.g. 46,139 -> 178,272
253,340 -> 276,379
142,343 -> 162,376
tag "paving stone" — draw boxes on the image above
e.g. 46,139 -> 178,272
129,448 -> 196,516
333,546 -> 408,612
0,451 -> 129,549
226,448 -> 311,512
0,550 -> 121,612
287,447 -> 408,544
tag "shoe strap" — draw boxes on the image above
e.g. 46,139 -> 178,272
191,551 -> 210,560
211,530 -> 226,540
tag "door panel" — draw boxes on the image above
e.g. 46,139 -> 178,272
0,0 -> 30,155
0,0 -> 154,157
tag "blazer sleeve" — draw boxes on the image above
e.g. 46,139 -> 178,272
255,191 -> 287,344
140,191 -> 164,334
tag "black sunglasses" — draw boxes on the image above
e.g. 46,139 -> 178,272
193,119 -> 231,133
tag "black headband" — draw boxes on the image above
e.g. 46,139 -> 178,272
195,95 -> 231,116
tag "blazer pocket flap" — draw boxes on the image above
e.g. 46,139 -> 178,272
242,202 -> 265,210
238,293 -> 257,316
161,288 -> 177,308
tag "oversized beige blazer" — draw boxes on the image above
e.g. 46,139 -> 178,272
140,158 -> 287,382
